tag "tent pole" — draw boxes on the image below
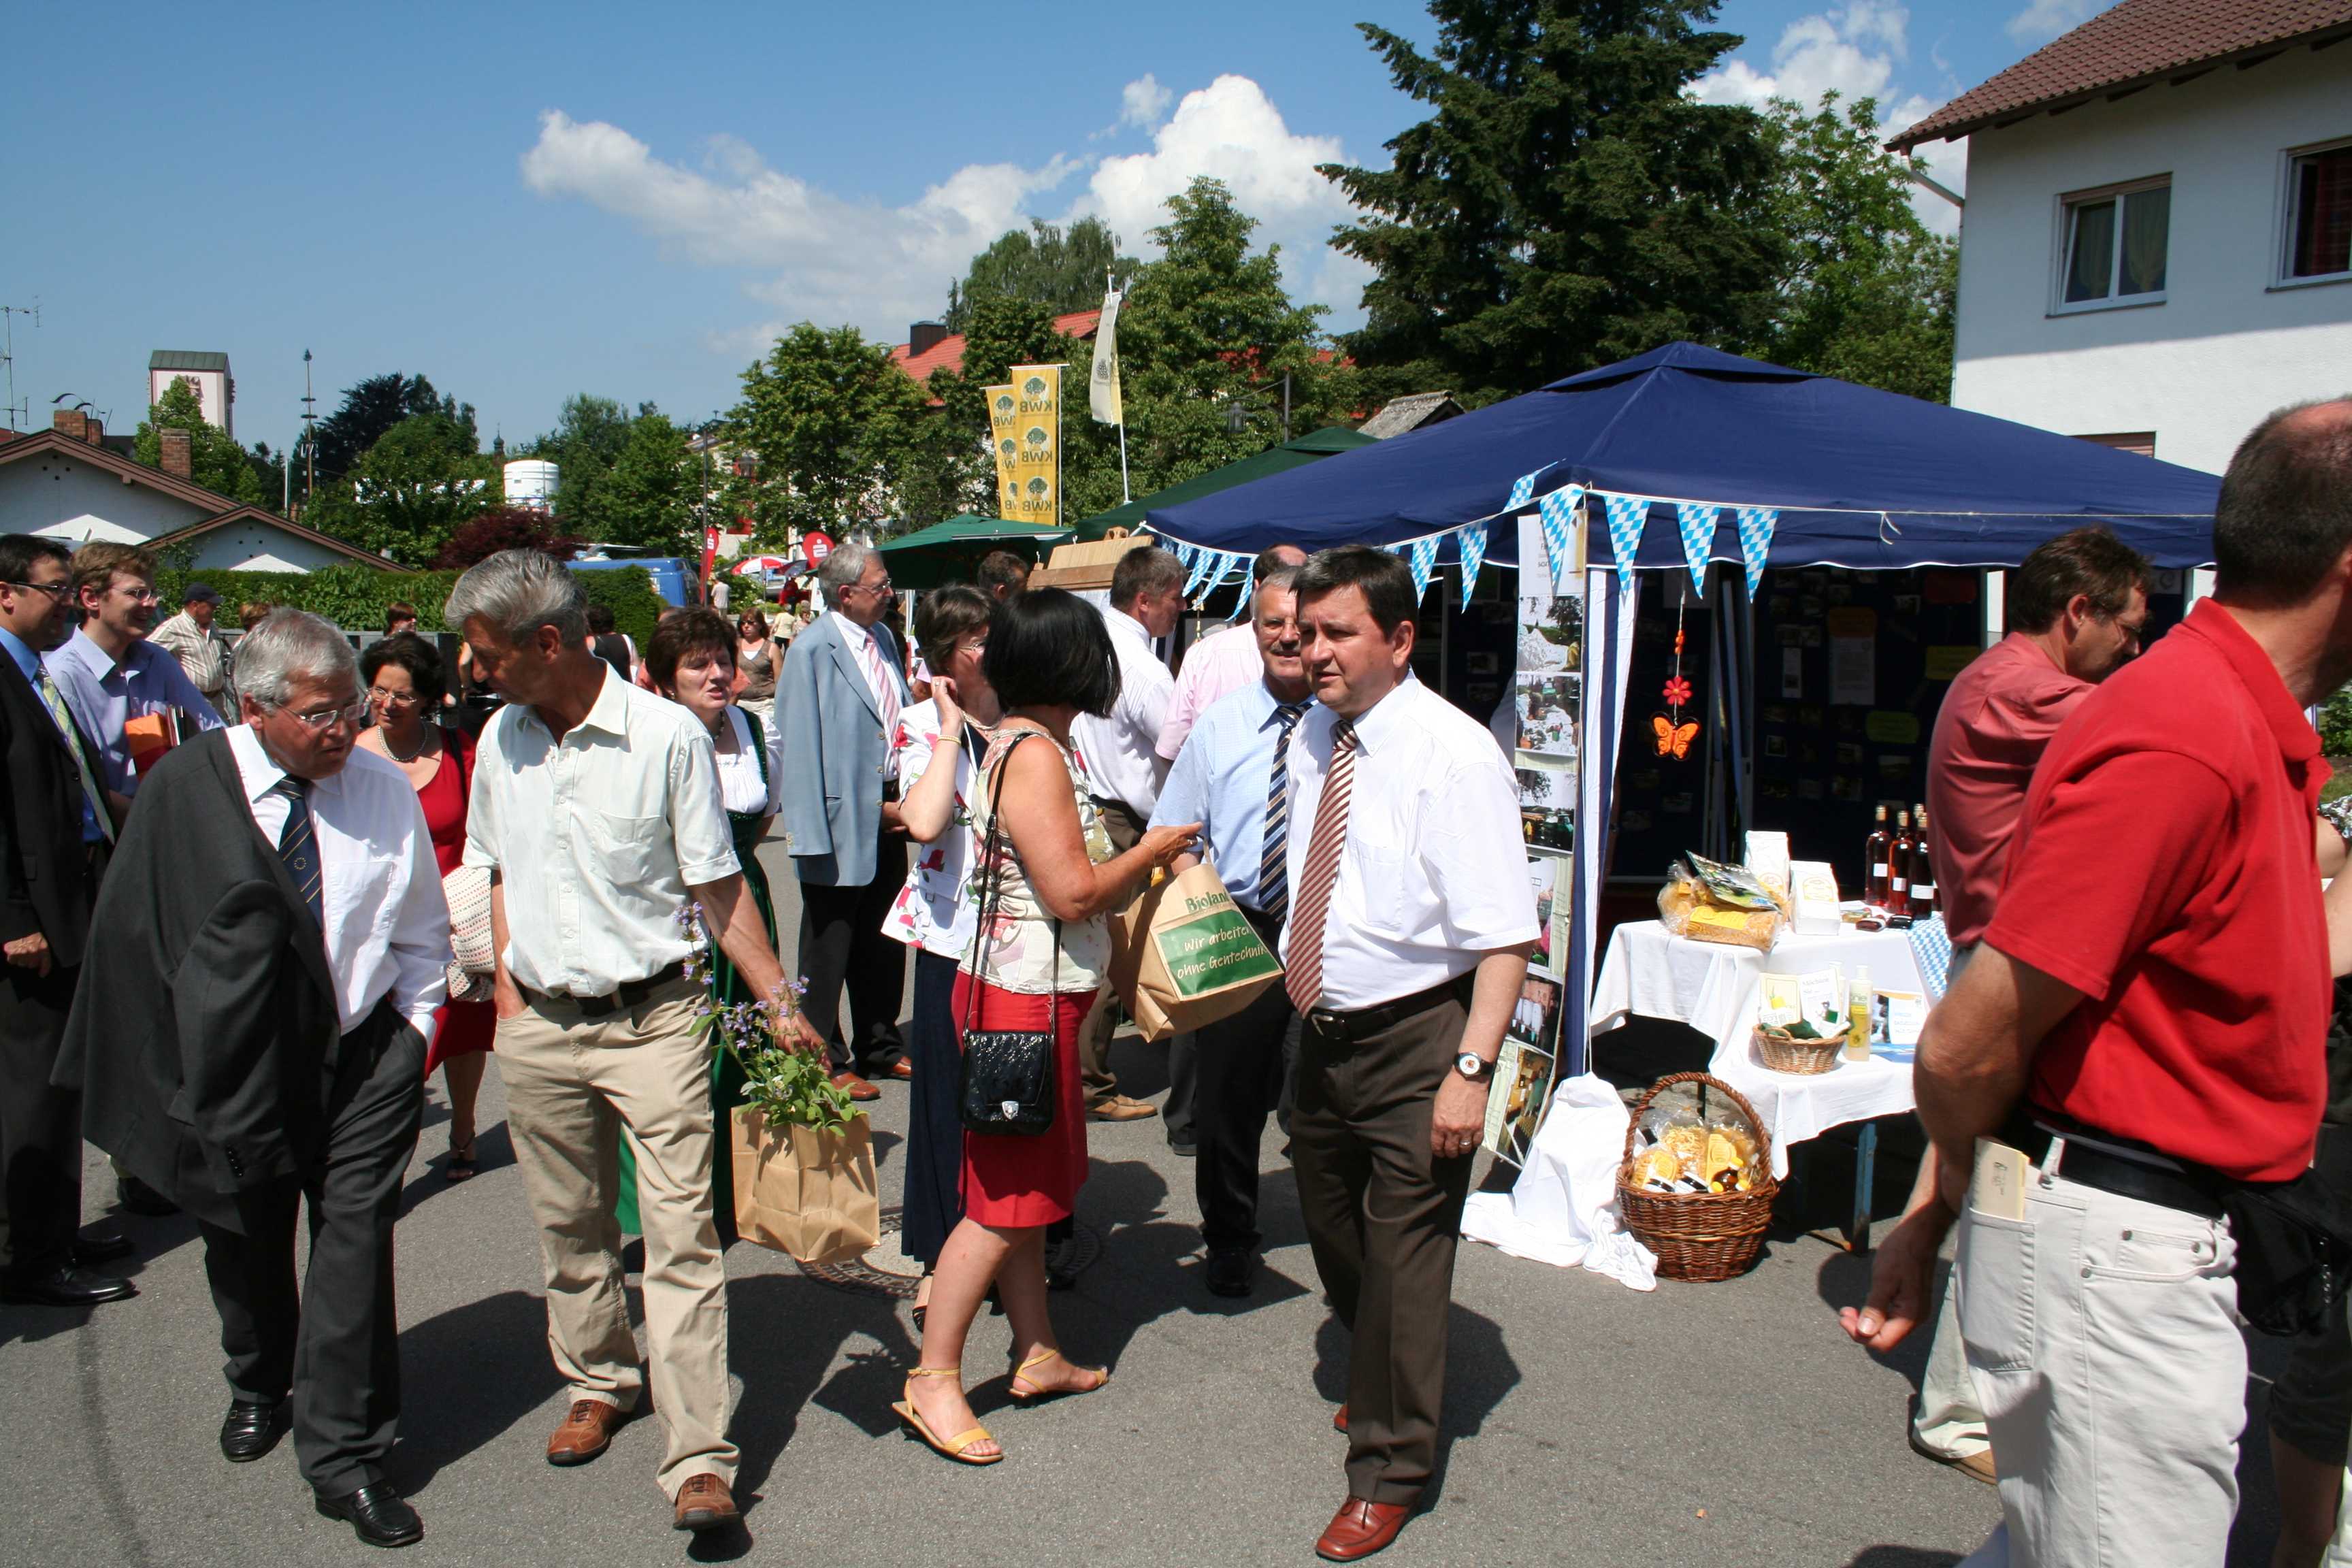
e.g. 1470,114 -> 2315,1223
1118,416 -> 1131,507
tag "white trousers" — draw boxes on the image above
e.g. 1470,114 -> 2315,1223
1954,1149 -> 2242,1567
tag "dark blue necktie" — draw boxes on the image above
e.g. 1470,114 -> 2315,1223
272,776 -> 324,928
1258,701 -> 1311,921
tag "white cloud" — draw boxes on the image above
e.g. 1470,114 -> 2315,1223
2006,0 -> 2097,44
521,75 -> 1373,348
1120,74 -> 1173,129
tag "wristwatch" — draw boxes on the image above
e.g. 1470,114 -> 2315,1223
1454,1052 -> 1495,1082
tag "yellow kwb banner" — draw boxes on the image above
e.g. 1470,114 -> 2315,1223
985,384 -> 1022,521
1006,364 -> 1060,526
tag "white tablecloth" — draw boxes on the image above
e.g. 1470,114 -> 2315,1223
1590,922 -> 1922,1178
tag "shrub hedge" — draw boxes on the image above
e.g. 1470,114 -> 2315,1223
153,562 -> 668,647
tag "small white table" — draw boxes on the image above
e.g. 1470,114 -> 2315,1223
1590,922 -> 1925,1247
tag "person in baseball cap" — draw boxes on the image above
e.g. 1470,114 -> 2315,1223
150,580 -> 233,721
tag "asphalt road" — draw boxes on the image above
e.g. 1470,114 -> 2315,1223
0,837 -> 2296,1567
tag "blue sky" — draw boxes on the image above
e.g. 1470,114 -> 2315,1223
1,1 -> 2091,459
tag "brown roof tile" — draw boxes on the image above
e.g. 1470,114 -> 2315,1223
1889,0 -> 2352,150
889,308 -> 1100,391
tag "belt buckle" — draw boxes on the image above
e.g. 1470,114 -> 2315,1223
574,992 -> 621,1019
1307,1009 -> 1345,1035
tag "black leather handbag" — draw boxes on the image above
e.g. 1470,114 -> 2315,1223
958,731 -> 1059,1137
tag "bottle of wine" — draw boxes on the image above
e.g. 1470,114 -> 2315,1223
1865,804 -> 1891,908
1909,804 -> 1937,920
1889,809 -> 1914,909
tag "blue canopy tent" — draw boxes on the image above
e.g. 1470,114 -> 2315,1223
1144,342 -> 2223,1093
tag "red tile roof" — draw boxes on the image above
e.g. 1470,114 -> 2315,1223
890,308 -> 1100,391
1889,0 -> 2352,150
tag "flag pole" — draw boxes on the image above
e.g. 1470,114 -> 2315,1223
1110,270 -> 1130,506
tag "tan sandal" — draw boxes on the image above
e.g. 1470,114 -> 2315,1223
1007,1348 -> 1111,1408
892,1367 -> 1002,1465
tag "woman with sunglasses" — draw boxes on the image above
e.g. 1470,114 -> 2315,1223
355,632 -> 494,1181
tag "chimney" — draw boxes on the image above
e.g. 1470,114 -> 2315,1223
908,321 -> 948,358
52,408 -> 85,441
159,427 -> 193,478
82,414 -> 102,445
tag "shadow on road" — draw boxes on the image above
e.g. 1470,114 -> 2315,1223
1845,1550 -> 1963,1567
1309,1303 -> 1520,1509
393,1288 -> 566,1494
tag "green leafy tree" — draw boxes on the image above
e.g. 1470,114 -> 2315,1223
588,410 -> 703,555
135,378 -> 267,504
1320,0 -> 1784,405
723,324 -> 927,540
526,394 -> 636,527
944,216 -> 1140,333
312,372 -> 472,482
305,410 -> 497,566
1761,93 -> 1957,402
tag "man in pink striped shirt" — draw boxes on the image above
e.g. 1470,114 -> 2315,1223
1156,544 -> 1307,762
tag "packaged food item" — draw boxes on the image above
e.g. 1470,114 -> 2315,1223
1629,1102 -> 1763,1192
1657,851 -> 1788,951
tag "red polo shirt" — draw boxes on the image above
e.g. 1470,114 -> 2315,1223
1987,599 -> 2329,1181
1925,634 -> 2094,947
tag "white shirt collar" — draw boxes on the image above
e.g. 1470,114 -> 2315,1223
226,721 -> 346,805
828,609 -> 879,648
1105,606 -> 1153,645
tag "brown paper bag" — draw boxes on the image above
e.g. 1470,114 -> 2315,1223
1107,862 -> 1284,1043
730,1107 -> 880,1266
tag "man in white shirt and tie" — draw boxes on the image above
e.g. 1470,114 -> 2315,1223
1281,546 -> 1537,1564
775,538 -> 915,1099
61,610 -> 451,1548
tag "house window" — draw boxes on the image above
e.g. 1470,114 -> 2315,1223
2057,180 -> 2170,309
2283,141 -> 2352,283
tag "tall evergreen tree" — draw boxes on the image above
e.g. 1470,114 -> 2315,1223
1320,0 -> 1784,404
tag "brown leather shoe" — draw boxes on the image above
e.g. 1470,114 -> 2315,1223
672,1472 -> 740,1532
1316,1498 -> 1412,1561
546,1399 -> 629,1466
1088,1094 -> 1158,1122
1333,1403 -> 1348,1434
831,1070 -> 881,1102
882,1059 -> 915,1081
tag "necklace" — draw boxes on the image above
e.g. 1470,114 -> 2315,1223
383,728 -> 430,764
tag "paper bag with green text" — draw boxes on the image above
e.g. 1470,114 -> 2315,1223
1108,862 -> 1284,1043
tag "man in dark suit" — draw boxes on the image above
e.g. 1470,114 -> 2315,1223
774,538 -> 912,1098
56,610 -> 451,1548
0,534 -> 133,1307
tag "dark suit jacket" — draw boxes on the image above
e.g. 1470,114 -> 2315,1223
0,649 -> 104,969
773,613 -> 911,887
54,730 -> 344,1235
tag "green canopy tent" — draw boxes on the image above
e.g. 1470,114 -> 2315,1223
1075,426 -> 1376,541
876,515 -> 1073,591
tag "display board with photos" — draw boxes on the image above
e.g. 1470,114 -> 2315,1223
1488,514 -> 1583,1162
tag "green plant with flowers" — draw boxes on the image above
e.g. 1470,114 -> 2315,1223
677,903 -> 859,1132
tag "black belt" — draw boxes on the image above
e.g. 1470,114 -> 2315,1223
523,962 -> 688,1019
2051,1137 -> 2228,1221
1303,975 -> 1473,1045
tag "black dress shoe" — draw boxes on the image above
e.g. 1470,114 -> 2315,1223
0,1264 -> 137,1307
116,1175 -> 178,1217
1168,1130 -> 1198,1158
1205,1247 -> 1255,1298
220,1398 -> 291,1463
74,1224 -> 135,1266
315,1483 -> 423,1548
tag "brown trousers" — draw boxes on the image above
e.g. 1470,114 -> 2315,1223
1292,993 -> 1475,1505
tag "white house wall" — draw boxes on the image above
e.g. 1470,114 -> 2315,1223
186,523 -> 355,574
0,451 -> 211,544
1949,44 -> 2352,475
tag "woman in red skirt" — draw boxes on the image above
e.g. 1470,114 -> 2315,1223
893,589 -> 1198,1465
356,633 -> 495,1180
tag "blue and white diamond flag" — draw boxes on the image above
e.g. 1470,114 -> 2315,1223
1180,544 -> 1217,600
1407,535 -> 1439,601
1506,467 -> 1544,513
1675,503 -> 1720,597
1536,484 -> 1582,586
1734,505 -> 1780,599
1602,492 -> 1650,593
1227,553 -> 1256,621
1456,521 -> 1489,609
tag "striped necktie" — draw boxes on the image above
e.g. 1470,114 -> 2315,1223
271,776 -> 325,928
1284,717 -> 1357,1015
853,626 -> 903,773
1256,700 -> 1310,922
36,664 -> 114,843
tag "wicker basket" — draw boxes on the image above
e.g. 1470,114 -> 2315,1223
1752,1024 -> 1845,1076
1615,1073 -> 1778,1282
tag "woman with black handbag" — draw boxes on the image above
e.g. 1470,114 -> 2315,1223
894,589 -> 1197,1466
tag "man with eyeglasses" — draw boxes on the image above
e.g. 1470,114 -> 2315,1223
776,537 -> 914,1098
0,535 -> 137,1308
43,542 -> 225,808
59,608 -> 451,1547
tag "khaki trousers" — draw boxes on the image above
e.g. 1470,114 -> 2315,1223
495,980 -> 737,1499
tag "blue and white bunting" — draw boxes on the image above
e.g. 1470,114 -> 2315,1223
1675,503 -> 1720,596
1456,520 -> 1488,609
1408,534 -> 1439,601
1537,484 -> 1582,587
1506,468 -> 1544,512
1602,492 -> 1650,593
1734,505 -> 1780,599
1181,544 -> 1218,600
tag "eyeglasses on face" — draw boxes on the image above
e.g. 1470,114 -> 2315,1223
110,581 -> 161,604
2,578 -> 72,602
369,685 -> 425,707
280,698 -> 371,732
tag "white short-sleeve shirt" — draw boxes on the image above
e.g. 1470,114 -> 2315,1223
714,704 -> 784,817
463,662 -> 739,996
1072,605 -> 1174,815
1280,676 -> 1539,1010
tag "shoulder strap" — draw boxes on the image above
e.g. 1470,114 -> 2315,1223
963,729 -> 1055,1028
740,706 -> 770,792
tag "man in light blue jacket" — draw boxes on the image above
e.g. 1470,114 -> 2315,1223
774,539 -> 911,1097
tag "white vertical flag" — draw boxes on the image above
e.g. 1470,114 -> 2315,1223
1089,288 -> 1124,426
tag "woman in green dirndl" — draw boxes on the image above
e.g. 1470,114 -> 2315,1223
619,608 -> 786,1244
